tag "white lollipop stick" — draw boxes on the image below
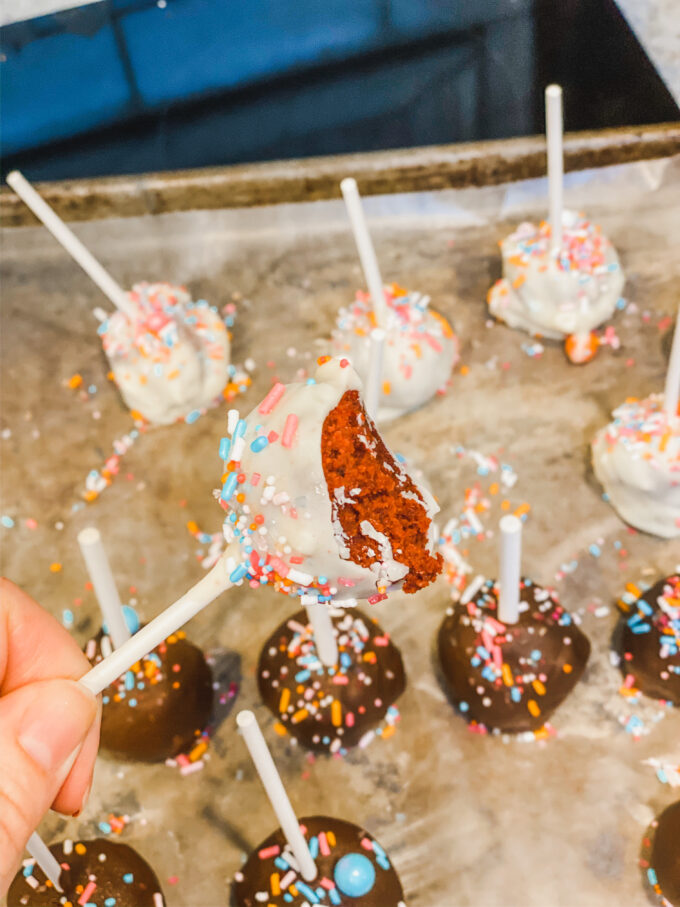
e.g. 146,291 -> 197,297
364,327 -> 386,420
78,527 -> 130,649
26,832 -> 63,892
498,515 -> 522,625
237,710 -> 317,882
545,85 -> 564,255
6,171 -> 134,317
664,305 -> 680,419
340,178 -> 388,328
78,545 -> 240,695
302,597 -> 338,667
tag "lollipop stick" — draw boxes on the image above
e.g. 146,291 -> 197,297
237,710 -> 317,882
303,597 -> 338,667
664,305 -> 680,418
340,178 -> 388,328
78,546 -> 240,696
545,85 -> 564,255
26,832 -> 63,892
498,515 -> 522,625
6,171 -> 133,317
364,327 -> 386,420
78,527 -> 130,649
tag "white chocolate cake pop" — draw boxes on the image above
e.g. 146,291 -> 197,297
592,394 -> 680,538
487,211 -> 624,339
331,284 -> 459,422
217,356 -> 442,602
100,282 -> 230,425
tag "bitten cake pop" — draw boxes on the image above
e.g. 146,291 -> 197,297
8,839 -> 164,907
6,172 -> 230,426
332,178 -> 458,422
218,356 -> 443,602
592,308 -> 680,538
99,282 -> 230,425
78,527 -> 213,762
233,711 -> 405,907
233,816 -> 405,907
487,86 -> 624,341
640,800 -> 680,907
257,607 -> 405,752
617,574 -> 680,704
437,517 -> 591,733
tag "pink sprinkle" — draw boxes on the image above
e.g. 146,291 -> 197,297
175,754 -> 190,767
320,878 -> 336,890
624,674 -> 636,689
250,473 -> 261,486
345,712 -> 355,726
332,674 -> 349,685
167,876 -> 179,885
78,881 -> 96,905
337,577 -> 357,587
25,518 -> 38,529
360,837 -> 373,851
268,556 -> 290,577
268,431 -> 279,443
425,335 -> 443,353
258,382 -> 285,414
282,413 -> 298,448
258,845 -> 281,859
373,635 -> 389,646
318,832 -> 331,856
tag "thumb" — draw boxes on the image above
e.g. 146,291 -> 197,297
0,678 -> 97,891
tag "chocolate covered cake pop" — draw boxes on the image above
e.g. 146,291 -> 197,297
258,607 -> 405,752
232,816 -> 405,907
438,578 -> 591,733
86,626 -> 213,762
100,282 -> 230,425
618,574 -> 680,704
8,839 -> 164,907
641,800 -> 680,907
218,356 -> 442,602
332,284 -> 458,422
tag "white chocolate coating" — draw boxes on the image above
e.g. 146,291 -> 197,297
332,286 -> 459,422
488,211 -> 625,339
100,282 -> 230,425
592,394 -> 680,538
218,358 -> 440,601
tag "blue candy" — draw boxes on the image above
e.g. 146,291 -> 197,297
334,853 -> 376,897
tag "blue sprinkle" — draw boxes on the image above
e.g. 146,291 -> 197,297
458,701 -> 469,712
125,671 -> 135,690
510,687 -> 521,702
229,563 -> 248,583
62,609 -> 74,627
476,645 -> 490,659
589,544 -> 601,557
274,856 -> 289,871
22,865 -> 34,877
309,836 -> 319,859
185,409 -> 201,424
99,821 -> 112,834
123,873 -> 134,884
234,419 -> 247,438
295,669 -> 311,682
1,515 -> 14,528
329,889 -> 342,905
631,623 -> 652,634
128,698 -> 137,707
105,898 -> 117,907
88,384 -> 97,394
637,599 -> 653,616
250,435 -> 269,453
219,437 -> 231,460
283,895 -> 294,903
122,606 -> 140,634
531,649 -> 542,661
221,472 -> 238,501
296,882 -> 319,902
647,868 -> 658,885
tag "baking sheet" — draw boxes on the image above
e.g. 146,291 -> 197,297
1,155 -> 680,907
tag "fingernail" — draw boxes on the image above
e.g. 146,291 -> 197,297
18,680 -> 97,783
74,778 -> 93,816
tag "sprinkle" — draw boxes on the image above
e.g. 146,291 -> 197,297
282,414 -> 299,448
258,382 -> 286,414
258,845 -> 281,859
78,882 -> 96,905
1,515 -> 14,528
50,562 -> 62,573
527,700 -> 541,717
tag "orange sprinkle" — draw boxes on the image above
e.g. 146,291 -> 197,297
501,663 -> 513,686
186,520 -> 199,534
270,874 -> 281,896
382,724 -> 396,739
562,663 -> 573,674
459,364 -> 469,376
49,562 -> 62,573
75,843 -> 87,855
327,831 -> 336,846
501,499 -> 511,511
129,409 -> 144,421
279,688 -> 291,713
68,373 -> 82,389
317,355 -> 331,365
532,679 -> 546,696
512,274 -> 526,290
489,482 -> 499,495
382,380 -> 391,396
514,502 -> 530,518
273,722 -> 288,736
331,700 -> 342,727
291,708 -> 309,724
527,699 -> 541,717
189,741 -> 208,762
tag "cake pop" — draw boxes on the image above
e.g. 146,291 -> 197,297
487,86 -> 624,341
437,517 -> 590,733
617,574 -> 680,704
640,800 -> 680,907
592,395 -> 680,538
85,626 -> 214,762
257,607 -> 405,752
5,173 -> 230,426
332,284 -> 458,422
8,839 -> 164,907
218,356 -> 442,602
233,816 -> 405,907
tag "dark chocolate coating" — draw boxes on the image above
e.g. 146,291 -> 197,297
618,575 -> 680,704
7,838 -> 164,907
438,579 -> 591,732
232,815 -> 404,907
641,800 -> 680,906
258,608 -> 405,752
87,628 -> 213,762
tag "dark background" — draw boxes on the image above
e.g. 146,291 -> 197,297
1,0 -> 678,181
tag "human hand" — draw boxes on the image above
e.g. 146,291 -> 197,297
0,578 -> 101,894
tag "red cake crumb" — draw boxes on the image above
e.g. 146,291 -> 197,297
321,390 -> 442,593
